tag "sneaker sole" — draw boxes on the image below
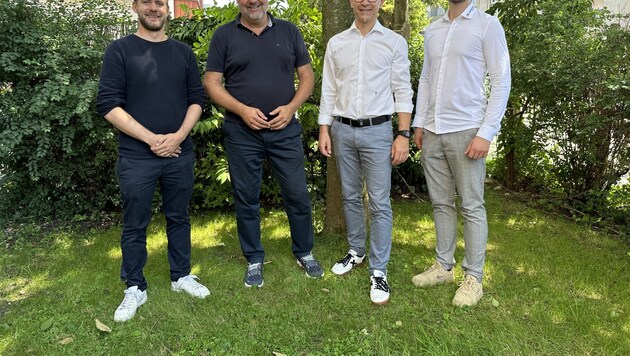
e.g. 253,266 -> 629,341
171,287 -> 210,298
244,281 -> 264,288
411,276 -> 454,287
371,298 -> 389,306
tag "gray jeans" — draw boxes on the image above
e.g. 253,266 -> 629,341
331,119 -> 393,274
421,128 -> 488,282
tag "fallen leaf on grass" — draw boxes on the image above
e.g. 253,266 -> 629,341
40,318 -> 54,332
395,320 -> 403,327
321,288 -> 330,293
272,352 -> 287,356
95,319 -> 112,333
58,337 -> 73,345
492,297 -> 500,307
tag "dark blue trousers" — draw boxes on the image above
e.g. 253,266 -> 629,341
117,153 -> 194,290
223,121 -> 314,263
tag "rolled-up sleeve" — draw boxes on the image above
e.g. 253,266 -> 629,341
186,48 -> 206,108
96,42 -> 126,117
391,37 -> 414,114
318,40 -> 336,126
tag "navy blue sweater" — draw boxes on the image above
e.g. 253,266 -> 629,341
97,35 -> 206,158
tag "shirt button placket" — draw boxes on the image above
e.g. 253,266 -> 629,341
357,36 -> 365,118
436,21 -> 457,133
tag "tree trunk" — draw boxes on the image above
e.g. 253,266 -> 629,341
393,0 -> 410,39
322,1 -> 354,234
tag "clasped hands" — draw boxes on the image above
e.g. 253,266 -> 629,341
240,104 -> 296,131
151,133 -> 183,158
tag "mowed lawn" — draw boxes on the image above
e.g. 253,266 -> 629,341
1,189 -> 629,355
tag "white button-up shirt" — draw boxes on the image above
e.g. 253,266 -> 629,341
413,3 -> 511,141
318,21 -> 414,125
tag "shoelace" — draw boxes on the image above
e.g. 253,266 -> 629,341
300,255 -> 319,270
120,289 -> 141,309
337,253 -> 353,266
372,276 -> 390,292
179,275 -> 204,291
247,263 -> 262,276
457,277 -> 478,295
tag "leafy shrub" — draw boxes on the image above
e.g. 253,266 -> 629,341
490,0 -> 630,233
0,0 -> 134,223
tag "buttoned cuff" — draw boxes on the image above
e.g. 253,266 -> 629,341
317,114 -> 334,126
476,125 -> 497,142
411,116 -> 425,129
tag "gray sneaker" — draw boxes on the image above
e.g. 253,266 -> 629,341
296,254 -> 324,278
244,263 -> 264,288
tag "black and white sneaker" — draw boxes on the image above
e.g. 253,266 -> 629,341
331,249 -> 365,275
296,254 -> 324,278
370,270 -> 390,305
244,263 -> 264,288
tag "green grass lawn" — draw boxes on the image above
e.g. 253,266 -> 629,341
1,190 -> 629,355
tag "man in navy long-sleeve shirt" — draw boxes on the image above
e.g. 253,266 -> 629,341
96,0 -> 209,323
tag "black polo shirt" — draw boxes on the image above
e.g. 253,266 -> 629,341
206,13 -> 311,124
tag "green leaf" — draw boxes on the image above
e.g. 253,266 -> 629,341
40,318 -> 54,331
492,297 -> 500,308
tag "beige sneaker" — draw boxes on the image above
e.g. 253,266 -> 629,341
411,261 -> 454,287
452,275 -> 483,307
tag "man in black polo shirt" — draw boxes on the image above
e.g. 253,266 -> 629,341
204,0 -> 323,288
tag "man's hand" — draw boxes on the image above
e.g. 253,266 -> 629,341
268,104 -> 296,130
240,105 -> 270,130
414,128 -> 423,150
151,133 -> 184,157
318,126 -> 332,157
464,136 -> 491,160
391,135 -> 409,165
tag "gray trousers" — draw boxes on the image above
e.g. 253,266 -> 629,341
331,120 -> 393,274
421,128 -> 488,282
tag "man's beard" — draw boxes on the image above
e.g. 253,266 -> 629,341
138,14 -> 166,32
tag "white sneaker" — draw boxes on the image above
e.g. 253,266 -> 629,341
331,249 -> 365,275
370,270 -> 390,305
114,286 -> 147,322
411,261 -> 454,287
171,275 -> 210,299
452,275 -> 483,307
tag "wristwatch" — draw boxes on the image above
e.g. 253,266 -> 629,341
397,130 -> 411,138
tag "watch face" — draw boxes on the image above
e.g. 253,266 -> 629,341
399,130 -> 411,138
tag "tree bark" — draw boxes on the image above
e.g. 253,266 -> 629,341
322,0 -> 354,234
393,0 -> 410,39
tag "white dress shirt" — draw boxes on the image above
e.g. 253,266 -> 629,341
318,21 -> 414,125
413,3 -> 511,141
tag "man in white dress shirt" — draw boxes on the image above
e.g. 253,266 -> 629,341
318,0 -> 414,305
411,0 -> 511,307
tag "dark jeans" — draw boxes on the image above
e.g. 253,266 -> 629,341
223,121 -> 314,263
117,153 -> 195,290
